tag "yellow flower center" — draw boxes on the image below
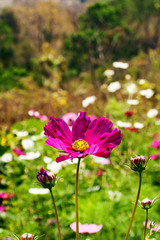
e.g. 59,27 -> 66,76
72,139 -> 89,152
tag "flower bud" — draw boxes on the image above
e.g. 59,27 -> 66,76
37,168 -> 55,189
140,198 -> 153,209
130,155 -> 146,172
20,233 -> 33,239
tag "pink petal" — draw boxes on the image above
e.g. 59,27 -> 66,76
70,222 -> 103,234
72,111 -> 91,140
44,116 -> 73,149
85,118 -> 113,144
56,152 -> 80,163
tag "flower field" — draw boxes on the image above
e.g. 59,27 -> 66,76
0,1 -> 160,239
0,79 -> 160,239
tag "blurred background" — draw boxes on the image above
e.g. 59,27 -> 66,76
0,0 -> 160,129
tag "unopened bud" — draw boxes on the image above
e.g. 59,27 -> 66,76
20,233 -> 33,239
37,168 -> 55,189
140,198 -> 153,209
130,155 -> 146,172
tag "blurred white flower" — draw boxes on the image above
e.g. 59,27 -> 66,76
139,89 -> 154,99
92,156 -> 110,165
0,153 -> 13,162
47,161 -> 62,173
43,156 -> 52,163
104,69 -> 115,77
113,61 -> 129,69
107,81 -> 121,93
82,96 -> 96,108
127,99 -> 139,105
147,109 -> 158,118
19,151 -> 40,160
108,190 -> 122,201
22,139 -> 34,150
138,79 -> 147,85
86,185 -> 100,192
116,120 -> 132,128
155,118 -> 160,125
126,83 -> 138,95
133,122 -> 144,129
16,131 -> 28,137
31,135 -> 43,141
29,188 -> 49,195
28,110 -> 40,117
125,74 -> 131,80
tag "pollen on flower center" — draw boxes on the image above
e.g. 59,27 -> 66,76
72,139 -> 89,152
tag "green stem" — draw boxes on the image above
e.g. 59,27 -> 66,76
49,188 -> 62,240
75,158 -> 81,240
125,172 -> 142,240
144,209 -> 148,240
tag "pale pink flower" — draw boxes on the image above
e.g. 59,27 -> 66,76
28,109 -> 48,121
150,153 -> 160,160
0,205 -> 6,211
70,222 -> 103,234
62,112 -> 77,126
151,139 -> 160,149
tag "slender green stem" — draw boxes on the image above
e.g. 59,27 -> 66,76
125,172 -> 142,240
49,189 -> 62,240
144,209 -> 148,240
75,158 -> 81,240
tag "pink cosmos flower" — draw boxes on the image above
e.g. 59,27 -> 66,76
0,192 -> 14,199
151,139 -> 160,149
62,112 -> 77,126
150,153 -> 160,160
70,222 -> 103,234
28,109 -> 49,122
13,148 -> 26,156
144,221 -> 160,232
0,205 -> 6,211
44,111 -> 122,162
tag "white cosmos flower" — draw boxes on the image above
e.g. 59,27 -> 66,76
116,120 -> 132,128
113,61 -> 129,69
127,99 -> 139,105
0,153 -> 13,162
22,139 -> 34,150
19,151 -> 40,160
104,69 -> 115,77
155,119 -> 160,125
138,79 -> 147,85
29,188 -> 49,195
125,74 -> 131,80
139,89 -> 154,99
108,190 -> 122,201
82,96 -> 96,108
107,81 -> 121,92
92,156 -> 110,165
43,156 -> 52,163
16,131 -> 28,137
47,161 -> 62,173
147,109 -> 158,118
126,83 -> 138,95
133,122 -> 144,129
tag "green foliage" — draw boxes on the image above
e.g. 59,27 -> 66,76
0,67 -> 27,91
79,1 -> 123,30
0,20 -> 14,67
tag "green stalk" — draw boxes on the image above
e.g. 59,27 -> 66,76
75,158 -> 81,240
49,188 -> 62,240
125,172 -> 142,240
144,209 -> 148,240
